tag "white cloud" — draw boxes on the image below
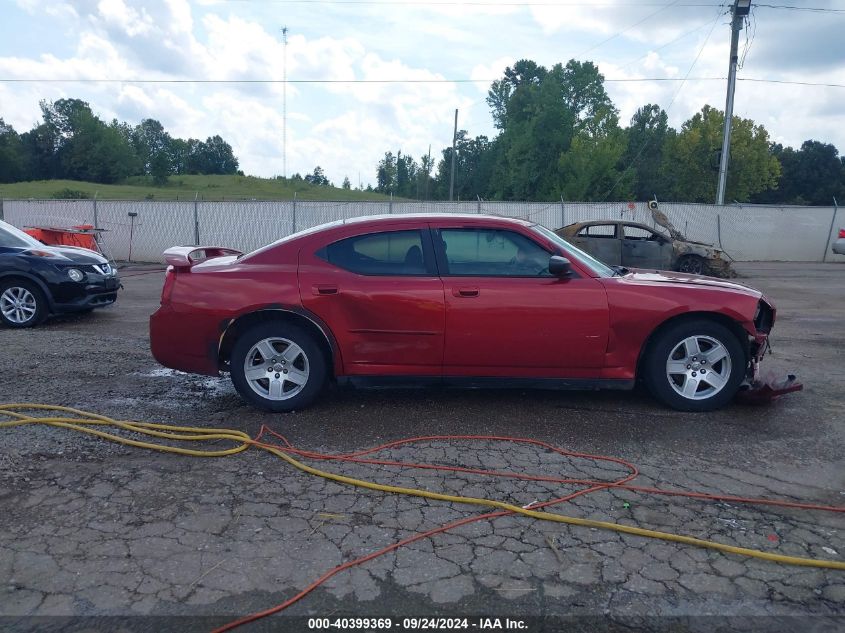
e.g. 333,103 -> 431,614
2,0 -> 845,188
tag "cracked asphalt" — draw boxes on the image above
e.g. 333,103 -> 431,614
0,262 -> 843,632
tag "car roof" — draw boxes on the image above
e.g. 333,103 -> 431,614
328,213 -> 535,227
570,220 -> 664,231
242,213 -> 539,260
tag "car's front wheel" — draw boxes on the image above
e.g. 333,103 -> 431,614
0,280 -> 48,328
230,322 -> 327,412
644,319 -> 745,412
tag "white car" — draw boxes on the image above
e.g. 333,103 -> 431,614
834,228 -> 845,256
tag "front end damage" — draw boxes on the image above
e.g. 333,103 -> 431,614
736,299 -> 803,403
650,205 -> 735,278
673,240 -> 735,278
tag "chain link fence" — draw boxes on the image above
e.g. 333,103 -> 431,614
1,198 -> 843,264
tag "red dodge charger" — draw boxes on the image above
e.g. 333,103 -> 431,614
150,214 -> 775,412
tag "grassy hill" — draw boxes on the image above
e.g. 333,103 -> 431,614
0,175 -> 397,201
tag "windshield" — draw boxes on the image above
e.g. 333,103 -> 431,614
0,221 -> 43,249
531,224 -> 615,278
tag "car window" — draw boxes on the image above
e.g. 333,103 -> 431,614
320,229 -> 429,276
439,228 -> 552,277
623,225 -> 658,240
0,222 -> 42,248
577,224 -> 617,238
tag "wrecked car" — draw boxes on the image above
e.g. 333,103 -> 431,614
556,213 -> 732,277
150,213 -> 774,414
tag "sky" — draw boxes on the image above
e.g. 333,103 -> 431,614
1,0 -> 844,187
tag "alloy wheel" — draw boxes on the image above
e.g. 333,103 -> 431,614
665,335 -> 732,401
243,337 -> 310,401
1,286 -> 37,324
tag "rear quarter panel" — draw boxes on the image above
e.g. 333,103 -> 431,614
150,250 -> 301,376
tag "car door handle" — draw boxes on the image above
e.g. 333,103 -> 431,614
453,287 -> 479,298
312,284 -> 338,295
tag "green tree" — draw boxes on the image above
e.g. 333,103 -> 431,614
305,166 -> 330,186
32,99 -> 138,183
484,59 -> 618,200
417,151 -> 435,200
754,140 -> 844,205
0,119 -> 25,183
376,152 -> 397,193
662,105 -> 780,203
559,124 -> 632,201
132,119 -> 173,184
435,132 -> 495,200
486,59 -> 547,131
622,104 -> 670,201
19,123 -> 59,180
342,176 -> 351,190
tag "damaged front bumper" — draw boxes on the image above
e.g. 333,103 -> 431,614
737,372 -> 803,404
738,321 -> 803,403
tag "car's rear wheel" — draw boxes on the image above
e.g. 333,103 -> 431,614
0,280 -> 48,328
677,255 -> 706,275
644,319 -> 745,412
230,322 -> 327,412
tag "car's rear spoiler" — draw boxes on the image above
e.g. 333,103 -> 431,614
163,246 -> 243,269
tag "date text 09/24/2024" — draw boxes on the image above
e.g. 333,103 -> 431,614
307,617 -> 528,630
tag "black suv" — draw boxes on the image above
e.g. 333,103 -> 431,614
0,220 -> 120,328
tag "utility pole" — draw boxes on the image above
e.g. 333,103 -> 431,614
282,26 -> 289,179
426,144 -> 431,200
716,0 -> 751,205
449,109 -> 458,202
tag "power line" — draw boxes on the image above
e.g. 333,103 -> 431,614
738,77 -> 845,88
574,0 -> 685,59
600,2 -> 726,201
2,76 -> 843,87
754,3 -> 845,13
614,17 -> 719,72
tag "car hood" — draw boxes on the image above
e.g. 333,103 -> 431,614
611,269 -> 762,298
24,244 -> 109,264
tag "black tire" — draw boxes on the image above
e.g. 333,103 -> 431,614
229,322 -> 327,412
0,279 -> 48,328
677,255 -> 706,275
644,319 -> 745,412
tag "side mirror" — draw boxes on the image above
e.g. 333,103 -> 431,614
549,255 -> 572,277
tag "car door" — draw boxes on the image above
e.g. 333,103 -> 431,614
568,223 -> 621,266
621,224 -> 674,270
433,224 -> 609,378
299,227 -> 445,376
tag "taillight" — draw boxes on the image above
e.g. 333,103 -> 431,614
839,228 -> 845,239
161,267 -> 176,304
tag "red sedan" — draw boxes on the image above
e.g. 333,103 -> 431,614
150,215 -> 775,412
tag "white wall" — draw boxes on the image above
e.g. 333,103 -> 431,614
2,199 -> 842,264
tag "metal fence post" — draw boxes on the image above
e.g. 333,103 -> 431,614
0,199 -> 3,221
716,214 -> 723,250
560,197 -> 565,227
193,192 -> 200,245
292,192 -> 297,235
93,193 -> 98,227
823,198 -> 838,263
389,193 -> 393,214
477,195 -> 481,214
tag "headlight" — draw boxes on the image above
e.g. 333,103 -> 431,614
68,268 -> 84,282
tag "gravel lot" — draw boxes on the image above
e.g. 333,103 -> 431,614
0,262 -> 843,632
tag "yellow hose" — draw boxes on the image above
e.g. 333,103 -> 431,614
1,403 -> 842,571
